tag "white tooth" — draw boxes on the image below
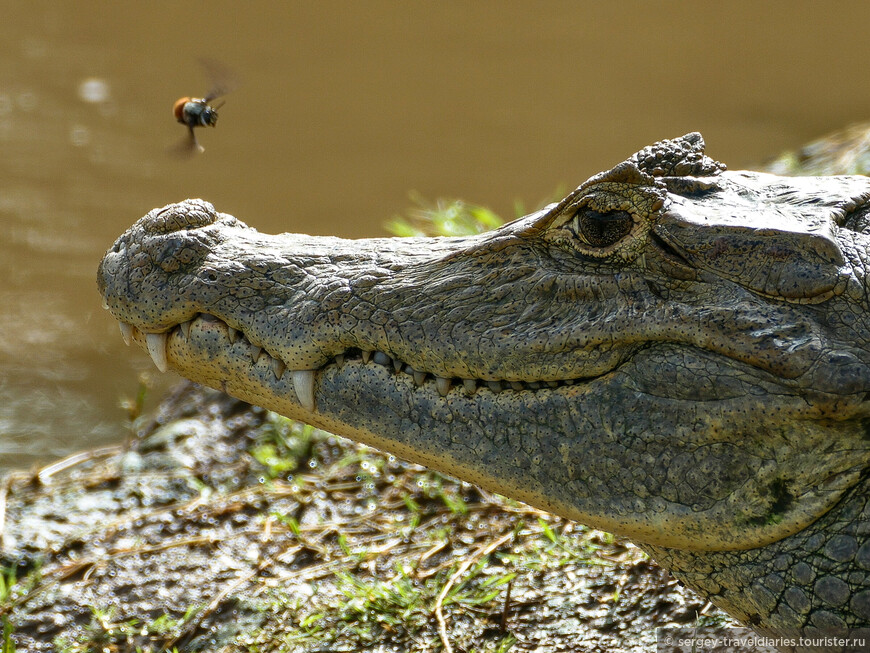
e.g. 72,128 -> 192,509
292,370 -> 316,412
249,343 -> 263,363
413,370 -> 426,386
179,320 -> 192,340
102,298 -> 109,310
145,332 -> 169,372
335,353 -> 345,366
227,326 -> 239,343
362,350 -> 373,364
271,357 -> 286,379
436,376 -> 451,396
463,379 -> 477,394
119,322 -> 133,346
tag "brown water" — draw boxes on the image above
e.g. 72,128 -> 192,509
2,1 -> 869,471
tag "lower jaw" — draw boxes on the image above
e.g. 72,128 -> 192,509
123,315 -> 862,552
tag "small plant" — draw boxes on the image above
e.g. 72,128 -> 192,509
1,616 -> 15,653
249,414 -> 314,479
538,517 -> 559,545
385,193 -> 503,238
494,634 -> 518,652
119,372 -> 152,423
385,188 -> 564,240
334,565 -> 448,643
0,565 -> 16,604
271,511 -> 301,538
55,604 -> 199,653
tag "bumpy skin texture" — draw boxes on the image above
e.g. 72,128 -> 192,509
645,476 -> 870,643
98,134 -> 870,648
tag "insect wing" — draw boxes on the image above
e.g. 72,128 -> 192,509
199,58 -> 238,102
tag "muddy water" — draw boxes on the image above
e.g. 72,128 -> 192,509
2,1 -> 870,471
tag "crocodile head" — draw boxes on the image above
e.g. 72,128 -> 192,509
98,133 -> 870,554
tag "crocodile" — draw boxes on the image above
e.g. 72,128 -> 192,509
98,133 -> 870,648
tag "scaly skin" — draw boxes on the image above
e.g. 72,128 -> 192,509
98,134 -> 870,647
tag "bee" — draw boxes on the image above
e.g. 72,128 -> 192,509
172,59 -> 236,155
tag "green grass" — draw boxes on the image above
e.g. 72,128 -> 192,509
1,616 -> 15,653
0,567 -> 13,653
0,565 -> 16,606
0,561 -> 40,653
54,604 -> 199,653
249,413 -> 315,481
385,192 -> 505,238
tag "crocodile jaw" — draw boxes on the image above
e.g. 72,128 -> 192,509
112,310 -> 866,553
100,217 -> 870,553
98,134 -> 870,553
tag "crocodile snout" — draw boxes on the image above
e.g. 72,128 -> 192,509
97,199 -> 227,335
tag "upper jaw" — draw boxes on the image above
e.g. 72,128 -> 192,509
97,202 -> 625,385
98,193 -> 870,410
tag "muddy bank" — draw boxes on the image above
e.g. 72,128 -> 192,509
0,382 -> 730,652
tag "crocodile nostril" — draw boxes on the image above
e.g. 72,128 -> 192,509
143,199 -> 218,235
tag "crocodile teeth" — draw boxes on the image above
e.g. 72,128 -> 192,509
412,370 -> 426,386
463,379 -> 477,394
292,370 -> 316,412
179,319 -> 192,340
145,332 -> 169,372
362,350 -> 373,364
227,326 -> 239,344
119,322 -> 133,346
435,376 -> 451,396
271,357 -> 286,380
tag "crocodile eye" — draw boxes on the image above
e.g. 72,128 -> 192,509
572,209 -> 633,247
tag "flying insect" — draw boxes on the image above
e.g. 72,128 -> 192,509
172,59 -> 236,155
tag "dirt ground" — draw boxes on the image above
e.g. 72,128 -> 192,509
1,382 -> 734,652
